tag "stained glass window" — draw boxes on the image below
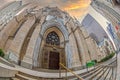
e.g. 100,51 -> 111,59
46,31 -> 60,45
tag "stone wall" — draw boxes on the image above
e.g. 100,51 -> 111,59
0,4 -> 103,69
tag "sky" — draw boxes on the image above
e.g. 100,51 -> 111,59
61,0 -> 91,18
0,0 -> 91,19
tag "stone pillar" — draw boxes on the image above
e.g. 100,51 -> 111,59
21,20 -> 43,69
8,16 -> 35,63
69,31 -> 81,68
85,38 -> 93,60
23,16 -> 45,68
77,28 -> 90,65
65,41 -> 72,68
74,28 -> 86,65
117,52 -> 120,80
0,18 -> 18,49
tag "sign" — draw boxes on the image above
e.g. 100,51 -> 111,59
115,22 -> 120,31
86,61 -> 95,68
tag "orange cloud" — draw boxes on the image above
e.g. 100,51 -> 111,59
63,0 -> 91,18
0,0 -> 91,19
64,1 -> 91,10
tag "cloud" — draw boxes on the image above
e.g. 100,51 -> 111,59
0,0 -> 91,18
31,0 -> 91,18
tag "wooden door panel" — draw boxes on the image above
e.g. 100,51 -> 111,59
49,51 -> 59,69
43,50 -> 49,68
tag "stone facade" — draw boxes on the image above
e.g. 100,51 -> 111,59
0,1 -> 22,32
0,4 -> 104,70
98,38 -> 115,57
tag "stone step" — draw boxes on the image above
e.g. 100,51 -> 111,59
81,67 -> 103,79
99,67 -> 111,80
67,66 -> 102,79
105,68 -> 112,80
0,78 -> 11,80
16,73 -> 65,80
0,57 -> 14,67
85,60 -> 117,80
79,66 -> 102,76
15,73 -> 37,80
16,71 -> 39,80
12,78 -> 20,80
13,58 -> 117,80
84,67 -> 105,80
92,67 -> 109,80
94,67 -> 110,80
15,71 -> 64,80
40,78 -> 65,80
112,67 -> 117,80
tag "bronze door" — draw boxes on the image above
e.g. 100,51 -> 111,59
49,51 -> 59,69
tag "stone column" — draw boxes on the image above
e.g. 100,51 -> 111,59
33,36 -> 42,67
117,52 -> 120,80
8,16 -> 35,63
32,16 -> 46,68
69,30 -> 81,68
74,28 -> 86,65
22,21 -> 43,68
77,28 -> 90,65
65,41 -> 72,68
0,18 -> 18,49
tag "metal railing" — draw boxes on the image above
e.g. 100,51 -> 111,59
59,63 -> 84,80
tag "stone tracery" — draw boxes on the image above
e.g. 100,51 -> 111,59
46,31 -> 60,46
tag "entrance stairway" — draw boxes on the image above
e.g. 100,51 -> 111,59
0,56 -> 117,80
12,71 -> 64,80
68,58 -> 117,80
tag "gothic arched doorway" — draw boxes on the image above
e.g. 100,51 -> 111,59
42,31 -> 65,70
46,31 -> 60,69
